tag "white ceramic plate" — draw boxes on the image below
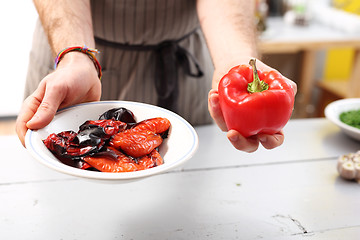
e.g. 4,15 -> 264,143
324,98 -> 360,141
25,101 -> 199,182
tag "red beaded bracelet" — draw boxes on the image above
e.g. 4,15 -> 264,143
54,46 -> 102,80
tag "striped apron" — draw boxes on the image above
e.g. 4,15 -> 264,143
24,0 -> 214,126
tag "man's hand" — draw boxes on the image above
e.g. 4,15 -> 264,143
16,53 -> 101,146
208,58 -> 297,153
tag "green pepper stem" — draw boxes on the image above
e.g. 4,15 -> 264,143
247,59 -> 269,93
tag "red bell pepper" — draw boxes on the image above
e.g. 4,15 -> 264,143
218,59 -> 295,137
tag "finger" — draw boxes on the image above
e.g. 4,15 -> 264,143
258,132 -> 284,150
282,76 -> 297,95
16,94 -> 43,147
208,89 -> 227,131
26,83 -> 64,130
227,130 -> 259,153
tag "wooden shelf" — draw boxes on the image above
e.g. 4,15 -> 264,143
317,80 -> 349,99
316,80 -> 354,117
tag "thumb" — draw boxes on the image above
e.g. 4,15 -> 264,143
208,89 -> 227,131
26,86 -> 63,130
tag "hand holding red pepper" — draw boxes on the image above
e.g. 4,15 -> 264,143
208,59 -> 297,152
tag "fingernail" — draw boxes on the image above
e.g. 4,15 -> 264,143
26,114 -> 39,126
210,96 -> 218,108
259,136 -> 267,143
229,134 -> 239,142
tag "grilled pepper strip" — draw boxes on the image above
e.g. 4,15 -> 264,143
83,147 -> 163,172
110,117 -> 170,158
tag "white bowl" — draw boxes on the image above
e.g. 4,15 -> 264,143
324,98 -> 360,141
25,101 -> 199,182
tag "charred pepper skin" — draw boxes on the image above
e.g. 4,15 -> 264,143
43,120 -> 127,158
99,107 -> 136,124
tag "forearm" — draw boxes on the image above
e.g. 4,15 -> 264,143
197,0 -> 258,72
33,0 -> 95,56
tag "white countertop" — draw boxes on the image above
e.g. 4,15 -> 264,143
1,118 -> 359,239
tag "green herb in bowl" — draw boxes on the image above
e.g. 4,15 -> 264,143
340,109 -> 360,129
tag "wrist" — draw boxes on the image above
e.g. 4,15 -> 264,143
56,52 -> 98,77
56,51 -> 92,66
54,46 -> 102,80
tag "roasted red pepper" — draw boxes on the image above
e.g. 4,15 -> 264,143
110,117 -> 170,158
218,59 -> 295,137
43,108 -> 170,173
83,147 -> 163,173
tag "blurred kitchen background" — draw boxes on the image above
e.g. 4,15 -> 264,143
257,0 -> 360,118
1,0 -> 360,134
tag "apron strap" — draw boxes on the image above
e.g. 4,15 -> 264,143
95,29 -> 203,113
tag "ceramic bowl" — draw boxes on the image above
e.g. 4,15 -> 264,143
25,101 -> 199,182
325,98 -> 360,141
